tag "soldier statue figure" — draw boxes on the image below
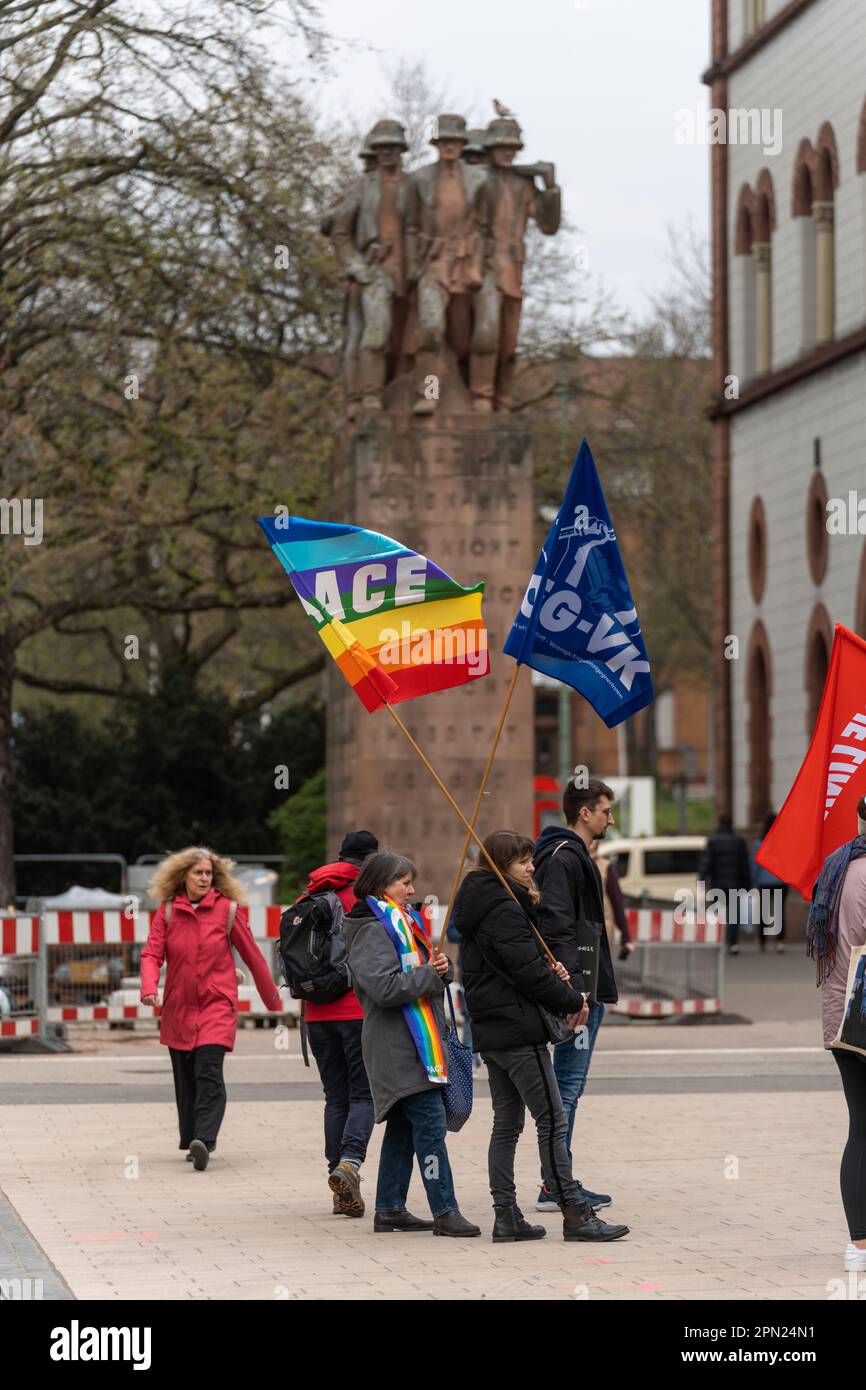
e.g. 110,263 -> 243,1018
405,114 -> 490,415
331,119 -> 410,414
470,117 -> 561,413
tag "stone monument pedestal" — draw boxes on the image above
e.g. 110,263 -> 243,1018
328,390 -> 535,904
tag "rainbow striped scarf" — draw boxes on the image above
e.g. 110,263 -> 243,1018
366,897 -> 448,1085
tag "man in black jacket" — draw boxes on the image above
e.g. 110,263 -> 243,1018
699,814 -> 752,955
533,777 -> 618,1212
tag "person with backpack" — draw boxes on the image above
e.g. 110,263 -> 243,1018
532,778 -> 620,1213
750,811 -> 788,953
452,829 -> 629,1244
343,850 -> 480,1237
282,831 -> 378,1218
141,846 -> 280,1170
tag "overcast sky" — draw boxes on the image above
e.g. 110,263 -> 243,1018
302,0 -> 711,323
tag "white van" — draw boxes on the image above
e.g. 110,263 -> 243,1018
596,835 -> 707,905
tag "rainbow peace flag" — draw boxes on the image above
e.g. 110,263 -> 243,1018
257,514 -> 489,711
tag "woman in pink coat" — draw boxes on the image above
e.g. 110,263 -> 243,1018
141,846 -> 280,1169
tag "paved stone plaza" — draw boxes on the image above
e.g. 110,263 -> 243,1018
0,947 -> 854,1302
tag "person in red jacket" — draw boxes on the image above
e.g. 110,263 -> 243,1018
141,846 -> 280,1170
303,830 -> 378,1218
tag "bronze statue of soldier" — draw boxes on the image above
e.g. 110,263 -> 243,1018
469,117 -> 561,413
331,119 -> 409,413
405,113 -> 488,416
321,132 -> 378,420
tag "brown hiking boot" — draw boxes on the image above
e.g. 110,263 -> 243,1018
328,1161 -> 365,1218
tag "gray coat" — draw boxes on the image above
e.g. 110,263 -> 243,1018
344,904 -> 454,1122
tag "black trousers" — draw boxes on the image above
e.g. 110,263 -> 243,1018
169,1044 -> 228,1151
833,1050 -> 866,1240
483,1043 -> 582,1210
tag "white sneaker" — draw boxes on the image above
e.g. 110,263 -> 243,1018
844,1243 -> 866,1270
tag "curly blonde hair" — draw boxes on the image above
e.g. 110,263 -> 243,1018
149,847 -> 247,905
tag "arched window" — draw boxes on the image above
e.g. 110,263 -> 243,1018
792,141 -> 818,353
734,185 -> 757,380
793,125 -> 839,350
746,622 -> 772,828
753,171 -> 774,373
805,603 -> 833,733
734,174 -> 774,379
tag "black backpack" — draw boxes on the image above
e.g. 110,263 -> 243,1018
278,890 -> 349,1004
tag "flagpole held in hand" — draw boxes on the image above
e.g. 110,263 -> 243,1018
383,700 -> 556,963
437,662 -> 522,950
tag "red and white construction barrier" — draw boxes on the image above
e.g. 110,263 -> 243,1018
0,1017 -> 40,1038
44,996 -> 290,1023
614,996 -> 720,1018
613,908 -> 723,1016
36,906 -> 285,946
3,905 -> 724,1025
624,908 -> 722,944
1,916 -> 40,954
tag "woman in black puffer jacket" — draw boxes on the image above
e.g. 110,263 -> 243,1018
452,830 -> 629,1246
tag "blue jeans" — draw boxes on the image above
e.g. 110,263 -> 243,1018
540,1001 -> 606,1182
375,1088 -> 458,1218
306,1019 -> 374,1171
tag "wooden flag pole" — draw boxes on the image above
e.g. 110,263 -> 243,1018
384,699 -> 556,964
437,662 -> 522,949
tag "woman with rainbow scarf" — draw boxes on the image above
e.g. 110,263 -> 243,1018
344,851 -> 480,1237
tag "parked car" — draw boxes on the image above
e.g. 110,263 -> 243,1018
596,835 -> 707,906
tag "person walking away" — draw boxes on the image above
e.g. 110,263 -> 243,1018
344,851 -> 480,1237
301,831 -> 378,1218
141,847 -> 280,1170
589,838 -> 636,961
453,830 -> 629,1244
751,811 -> 788,953
809,796 -> 866,1271
699,814 -> 752,955
532,778 -> 619,1212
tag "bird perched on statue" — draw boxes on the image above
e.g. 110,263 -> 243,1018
493,98 -> 517,117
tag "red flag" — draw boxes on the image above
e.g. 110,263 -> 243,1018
757,625 -> 866,899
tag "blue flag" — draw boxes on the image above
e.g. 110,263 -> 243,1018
504,439 -> 653,728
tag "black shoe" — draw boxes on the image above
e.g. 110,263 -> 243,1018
562,1201 -> 628,1241
432,1210 -> 482,1238
189,1139 -> 209,1171
492,1206 -> 546,1243
373,1210 -> 436,1233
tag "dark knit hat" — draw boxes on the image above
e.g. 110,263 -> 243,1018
339,830 -> 379,866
